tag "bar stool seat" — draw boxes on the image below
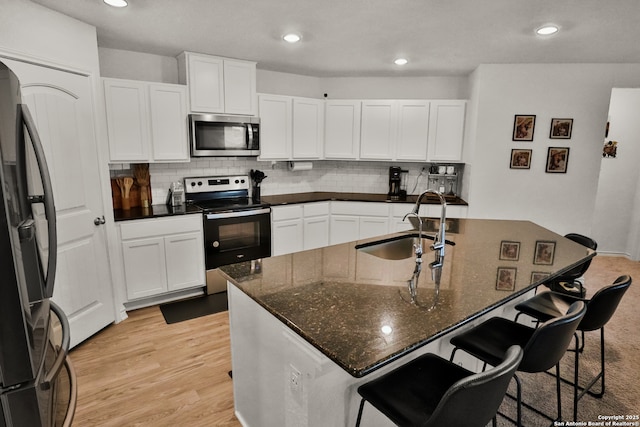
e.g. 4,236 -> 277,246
514,275 -> 632,419
449,301 -> 586,426
355,345 -> 523,427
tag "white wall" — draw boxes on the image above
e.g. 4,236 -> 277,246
257,69 -> 323,98
592,89 -> 640,257
0,0 -> 99,73
97,48 -> 467,99
465,64 -> 640,239
99,47 -> 179,83
321,76 -> 468,99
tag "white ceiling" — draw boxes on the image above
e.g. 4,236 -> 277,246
31,0 -> 640,77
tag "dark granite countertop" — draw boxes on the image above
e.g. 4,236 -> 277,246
113,204 -> 202,221
114,191 -> 466,222
219,219 -> 595,377
261,191 -> 468,206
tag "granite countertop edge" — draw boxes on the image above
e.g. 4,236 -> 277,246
261,191 -> 468,206
113,204 -> 203,222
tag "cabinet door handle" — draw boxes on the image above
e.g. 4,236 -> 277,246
94,216 -> 106,226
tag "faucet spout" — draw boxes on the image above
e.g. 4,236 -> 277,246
401,189 -> 447,308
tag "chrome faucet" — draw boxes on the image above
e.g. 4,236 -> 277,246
402,212 -> 423,301
402,190 -> 447,306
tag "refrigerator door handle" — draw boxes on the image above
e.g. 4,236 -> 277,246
42,300 -> 71,390
60,356 -> 78,427
21,104 -> 58,298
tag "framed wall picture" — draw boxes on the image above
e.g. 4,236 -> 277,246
499,241 -> 520,261
510,149 -> 532,169
534,240 -> 556,265
531,271 -> 551,284
496,267 -> 517,291
513,115 -> 536,141
550,118 -> 573,139
546,147 -> 570,173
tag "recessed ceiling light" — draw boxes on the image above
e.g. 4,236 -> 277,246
394,58 -> 408,66
536,25 -> 559,36
283,33 -> 301,43
104,0 -> 128,7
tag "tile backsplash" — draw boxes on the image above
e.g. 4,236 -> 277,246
110,158 -> 458,205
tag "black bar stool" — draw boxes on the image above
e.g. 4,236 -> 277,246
355,345 -> 523,427
449,301 -> 586,426
544,233 -> 597,297
514,274 -> 632,420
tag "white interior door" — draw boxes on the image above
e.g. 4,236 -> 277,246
6,59 -> 115,347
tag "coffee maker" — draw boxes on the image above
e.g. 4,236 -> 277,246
388,167 -> 408,200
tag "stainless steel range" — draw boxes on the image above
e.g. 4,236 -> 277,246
185,175 -> 271,294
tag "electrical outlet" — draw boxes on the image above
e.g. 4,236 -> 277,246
289,364 -> 302,393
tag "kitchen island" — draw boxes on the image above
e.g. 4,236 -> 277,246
219,219 -> 595,427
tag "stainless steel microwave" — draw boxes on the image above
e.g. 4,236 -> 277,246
189,114 -> 260,157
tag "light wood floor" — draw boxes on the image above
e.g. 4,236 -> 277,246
70,255 -> 640,426
69,303 -> 240,426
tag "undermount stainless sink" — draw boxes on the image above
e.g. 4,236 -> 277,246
355,233 -> 455,260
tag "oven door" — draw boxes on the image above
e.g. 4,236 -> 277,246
203,208 -> 271,269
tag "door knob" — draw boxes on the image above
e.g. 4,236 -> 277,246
94,216 -> 106,226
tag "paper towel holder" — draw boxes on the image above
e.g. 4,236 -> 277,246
288,161 -> 313,171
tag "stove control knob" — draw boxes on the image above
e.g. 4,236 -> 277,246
235,179 -> 239,184
197,181 -> 203,186
212,241 -> 220,248
190,182 -> 196,187
240,179 -> 245,183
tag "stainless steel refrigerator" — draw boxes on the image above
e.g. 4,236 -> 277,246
0,61 -> 76,426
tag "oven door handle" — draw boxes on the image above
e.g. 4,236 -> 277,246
205,207 -> 271,220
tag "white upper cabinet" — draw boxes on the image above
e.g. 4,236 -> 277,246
258,94 -> 292,160
223,60 -> 257,115
257,95 -> 464,162
148,83 -> 189,161
324,100 -> 361,159
396,101 -> 430,161
258,94 -> 324,160
104,78 -> 189,163
360,100 -> 396,160
292,97 -> 324,159
427,100 -> 467,162
177,52 -> 256,116
104,78 -> 149,162
360,100 -> 430,161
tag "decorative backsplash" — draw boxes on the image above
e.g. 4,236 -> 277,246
110,159 -> 462,205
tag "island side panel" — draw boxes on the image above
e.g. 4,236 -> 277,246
228,282 -> 362,426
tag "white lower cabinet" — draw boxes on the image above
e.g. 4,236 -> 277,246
272,203 -> 331,255
329,202 -> 390,245
329,215 -> 360,246
122,236 -> 167,299
302,202 -> 330,250
271,205 -> 304,256
391,203 -> 468,233
271,200 -> 466,252
359,216 -> 390,239
119,215 -> 205,301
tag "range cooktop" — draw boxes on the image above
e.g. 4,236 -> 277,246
184,175 -> 270,213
